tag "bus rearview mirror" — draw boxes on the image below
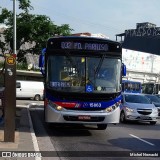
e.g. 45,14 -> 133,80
122,63 -> 126,76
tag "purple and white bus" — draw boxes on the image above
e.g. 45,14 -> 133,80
39,36 -> 126,130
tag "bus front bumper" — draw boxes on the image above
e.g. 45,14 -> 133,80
45,104 -> 120,124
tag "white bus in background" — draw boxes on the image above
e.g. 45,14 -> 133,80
16,80 -> 44,101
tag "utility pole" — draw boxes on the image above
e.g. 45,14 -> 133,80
4,0 -> 16,142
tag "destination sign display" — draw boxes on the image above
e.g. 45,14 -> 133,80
61,42 -> 108,51
48,37 -> 121,53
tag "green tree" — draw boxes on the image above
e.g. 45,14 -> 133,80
0,0 -> 73,62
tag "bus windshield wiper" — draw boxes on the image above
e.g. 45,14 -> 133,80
94,55 -> 105,77
85,56 -> 105,87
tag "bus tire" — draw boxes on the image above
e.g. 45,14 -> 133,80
34,94 -> 40,101
120,111 -> 126,123
45,122 -> 53,128
97,124 -> 107,130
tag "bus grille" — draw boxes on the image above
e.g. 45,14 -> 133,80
64,108 -> 104,111
63,116 -> 105,122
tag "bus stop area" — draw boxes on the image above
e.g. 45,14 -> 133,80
0,104 -> 36,159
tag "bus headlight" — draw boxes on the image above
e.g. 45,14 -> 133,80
49,101 -> 64,111
56,105 -> 63,111
105,103 -> 119,113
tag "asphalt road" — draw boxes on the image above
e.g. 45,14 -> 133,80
28,105 -> 160,160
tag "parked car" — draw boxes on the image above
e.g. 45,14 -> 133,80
120,93 -> 158,124
144,94 -> 160,116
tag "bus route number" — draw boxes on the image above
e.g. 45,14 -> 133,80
90,103 -> 101,108
61,42 -> 82,49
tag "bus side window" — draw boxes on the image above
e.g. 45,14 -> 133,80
128,83 -> 131,90
125,83 -> 128,90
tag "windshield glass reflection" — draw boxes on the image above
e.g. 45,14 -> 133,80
47,55 -> 121,93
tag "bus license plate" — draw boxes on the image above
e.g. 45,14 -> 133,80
78,115 -> 91,120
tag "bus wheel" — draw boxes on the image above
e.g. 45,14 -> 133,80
34,94 -> 40,101
120,111 -> 126,123
45,122 -> 53,128
97,124 -> 107,130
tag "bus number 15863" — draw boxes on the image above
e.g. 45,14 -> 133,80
90,103 -> 101,107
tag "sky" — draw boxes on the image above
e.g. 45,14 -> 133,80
1,0 -> 160,40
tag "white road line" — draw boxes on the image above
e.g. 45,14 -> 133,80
129,134 -> 155,146
27,105 -> 42,160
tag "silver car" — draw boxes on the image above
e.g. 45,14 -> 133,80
120,93 -> 158,125
144,94 -> 160,116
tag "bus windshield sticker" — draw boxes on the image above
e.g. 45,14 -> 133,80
86,84 -> 93,92
97,86 -> 102,91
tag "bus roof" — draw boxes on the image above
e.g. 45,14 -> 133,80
47,36 -> 121,45
122,80 -> 141,83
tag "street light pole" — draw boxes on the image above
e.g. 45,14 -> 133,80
13,0 -> 16,55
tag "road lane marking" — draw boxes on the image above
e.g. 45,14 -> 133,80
129,134 -> 155,146
27,106 -> 42,160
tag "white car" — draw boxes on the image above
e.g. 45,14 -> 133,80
120,93 -> 158,125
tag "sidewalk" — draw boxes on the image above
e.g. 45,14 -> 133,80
0,106 -> 40,160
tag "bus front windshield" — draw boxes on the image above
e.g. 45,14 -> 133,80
47,54 -> 121,93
